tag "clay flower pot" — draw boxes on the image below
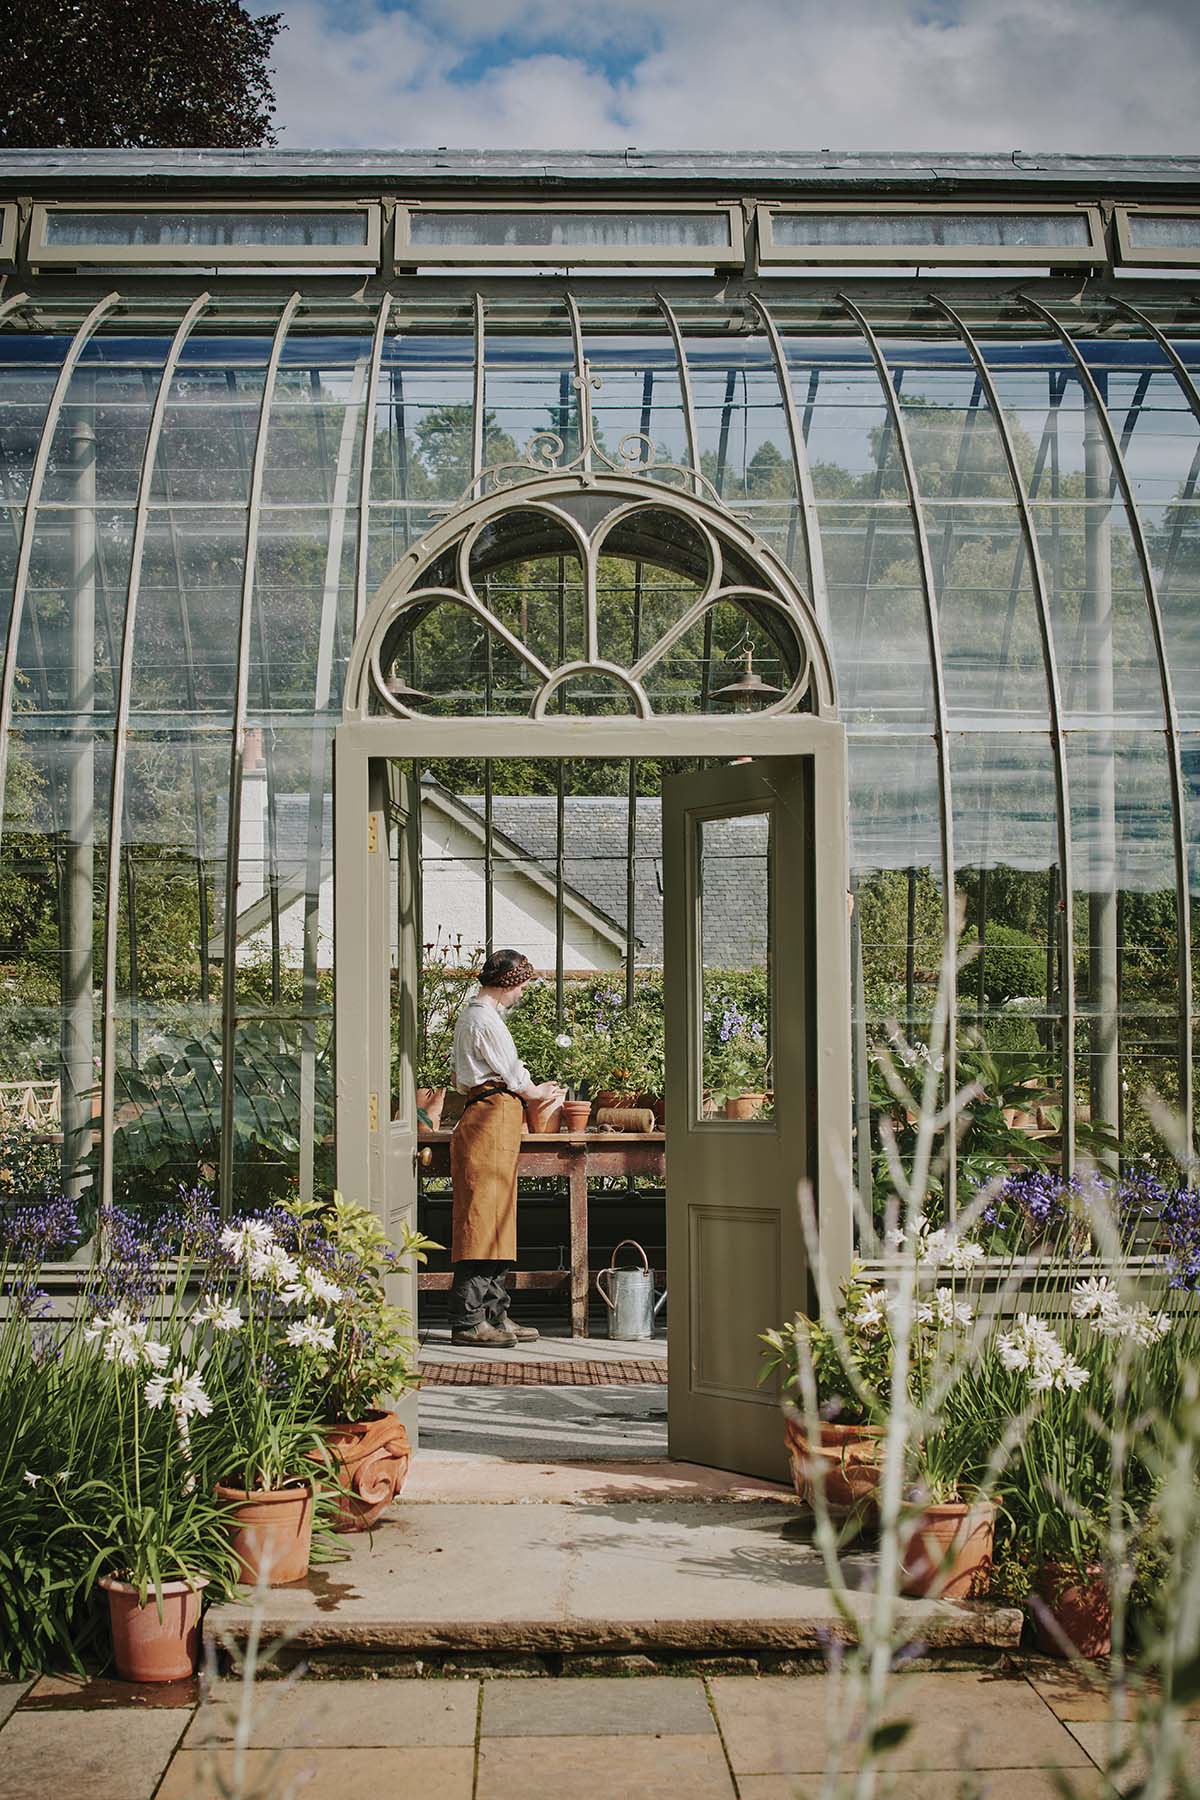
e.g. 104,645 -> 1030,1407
784,1415 -> 884,1519
560,1099 -> 593,1132
724,1092 -> 767,1121
416,1086 -> 447,1129
525,1091 -> 563,1134
100,1574 -> 207,1683
900,1500 -> 996,1600
1035,1562 -> 1112,1659
215,1481 -> 313,1586
316,1410 -> 412,1532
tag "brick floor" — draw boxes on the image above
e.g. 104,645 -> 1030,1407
419,1356 -> 666,1385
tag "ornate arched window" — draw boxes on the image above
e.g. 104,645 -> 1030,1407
346,462 -> 837,723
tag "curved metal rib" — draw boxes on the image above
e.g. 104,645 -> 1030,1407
98,293 -> 211,1215
0,291 -> 120,842
355,292 -> 395,630
1023,293 -> 1194,1150
749,294 -> 831,637
656,294 -> 702,498
928,295 -> 1078,1173
217,292 -> 303,1213
839,292 -> 959,1212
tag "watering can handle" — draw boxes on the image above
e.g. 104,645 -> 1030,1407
610,1239 -> 650,1271
596,1267 -> 616,1312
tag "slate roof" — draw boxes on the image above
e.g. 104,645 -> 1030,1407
452,788 -> 768,969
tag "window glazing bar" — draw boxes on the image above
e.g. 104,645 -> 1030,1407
355,293 -> 394,631
839,293 -> 958,1214
218,292 -> 303,1215
929,296 -> 1077,1173
656,295 -> 701,497
471,292 -> 486,483
749,295 -> 830,635
99,294 -> 210,1215
0,292 -> 119,847
1023,295 -> 1194,1153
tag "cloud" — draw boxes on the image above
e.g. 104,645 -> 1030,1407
261,0 -> 1200,152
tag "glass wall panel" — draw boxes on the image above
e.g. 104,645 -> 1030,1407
924,505 -> 1050,724
368,332 -> 478,573
680,335 -> 796,568
819,503 -> 934,726
578,327 -> 690,478
131,509 -> 247,716
952,732 -> 1065,1184
1068,731 -> 1181,1162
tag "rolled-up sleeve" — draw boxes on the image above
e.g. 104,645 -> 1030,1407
486,1010 -> 532,1091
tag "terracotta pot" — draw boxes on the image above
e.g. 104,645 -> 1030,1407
416,1086 -> 447,1129
784,1415 -> 884,1519
215,1481 -> 313,1586
525,1092 -> 563,1134
594,1089 -> 624,1111
900,1500 -> 996,1600
560,1100 -> 593,1132
315,1410 -> 412,1532
724,1092 -> 767,1121
1035,1562 -> 1112,1660
636,1093 -> 666,1128
100,1574 -> 207,1683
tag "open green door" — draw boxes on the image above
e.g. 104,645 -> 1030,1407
663,757 -> 813,1481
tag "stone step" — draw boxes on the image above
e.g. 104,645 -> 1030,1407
204,1498 -> 1023,1668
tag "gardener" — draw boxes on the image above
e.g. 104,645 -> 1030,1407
448,948 -> 564,1348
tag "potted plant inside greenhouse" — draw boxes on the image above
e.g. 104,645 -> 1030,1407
415,933 -> 480,1129
705,994 -> 771,1120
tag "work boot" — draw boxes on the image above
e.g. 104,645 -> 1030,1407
451,1321 -> 518,1348
496,1318 -> 539,1342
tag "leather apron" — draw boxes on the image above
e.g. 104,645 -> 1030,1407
450,1081 -> 523,1262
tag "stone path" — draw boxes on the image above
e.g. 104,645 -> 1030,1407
2,1665 -> 1193,1799
419,1356 -> 666,1385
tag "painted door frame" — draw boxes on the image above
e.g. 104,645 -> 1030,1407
334,711 -> 853,1443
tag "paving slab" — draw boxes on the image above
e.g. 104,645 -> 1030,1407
158,1745 -> 474,1800
1061,1719 -> 1200,1796
475,1733 -> 735,1800
0,1709 -> 186,1800
183,1675 -> 479,1746
403,1451 -> 795,1505
709,1671 -> 1094,1774
480,1673 -> 713,1736
204,1503 -> 1023,1657
738,1775 -> 1110,1800
418,1382 -> 669,1460
0,1686 -> 28,1731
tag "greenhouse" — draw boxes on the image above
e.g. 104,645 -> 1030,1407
3,146 -> 1200,1329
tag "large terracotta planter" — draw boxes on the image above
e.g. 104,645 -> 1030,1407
900,1500 -> 996,1600
784,1415 -> 884,1519
560,1100 -> 593,1132
416,1086 -> 447,1129
724,1092 -> 767,1121
1035,1562 -> 1112,1659
215,1481 -> 313,1586
100,1574 -> 207,1683
316,1410 -> 412,1532
525,1092 -> 563,1134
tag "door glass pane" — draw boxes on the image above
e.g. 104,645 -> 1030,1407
697,809 -> 774,1123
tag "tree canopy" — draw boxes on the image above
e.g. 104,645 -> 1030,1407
1,0 -> 283,148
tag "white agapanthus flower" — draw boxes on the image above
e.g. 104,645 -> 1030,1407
143,1363 -> 213,1423
853,1290 -> 888,1333
930,1287 -> 975,1330
1070,1276 -> 1124,1324
83,1307 -> 170,1370
1125,1304 -> 1171,1347
285,1314 -> 336,1354
194,1295 -> 242,1333
886,1214 -> 984,1273
997,1314 -> 1089,1393
23,1470 -> 40,1487
555,1032 -> 572,1049
248,1242 -> 301,1286
219,1217 -> 276,1264
281,1266 -> 343,1309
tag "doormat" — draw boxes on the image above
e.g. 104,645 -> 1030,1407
419,1357 -> 666,1386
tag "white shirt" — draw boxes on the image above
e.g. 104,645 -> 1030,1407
452,994 -> 532,1094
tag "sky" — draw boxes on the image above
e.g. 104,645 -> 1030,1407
256,0 -> 1200,153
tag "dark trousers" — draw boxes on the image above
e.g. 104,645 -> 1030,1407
448,1259 -> 514,1330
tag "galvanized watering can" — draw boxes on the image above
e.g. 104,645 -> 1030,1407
595,1239 -> 667,1340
